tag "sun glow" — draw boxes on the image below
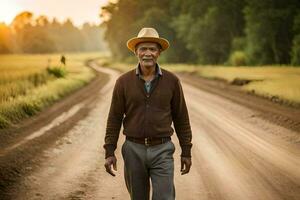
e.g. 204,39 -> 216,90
0,0 -> 110,27
0,1 -> 22,24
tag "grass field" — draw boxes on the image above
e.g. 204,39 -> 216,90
0,52 -> 105,128
192,66 -> 300,104
99,59 -> 300,106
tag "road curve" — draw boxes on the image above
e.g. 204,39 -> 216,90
2,62 -> 300,200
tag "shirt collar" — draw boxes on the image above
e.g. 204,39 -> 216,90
135,63 -> 163,77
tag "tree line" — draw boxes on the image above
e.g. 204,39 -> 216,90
101,0 -> 300,66
0,11 -> 106,54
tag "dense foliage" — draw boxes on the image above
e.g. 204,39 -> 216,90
101,0 -> 300,65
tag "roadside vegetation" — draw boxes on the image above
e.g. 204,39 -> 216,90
101,0 -> 300,66
184,66 -> 300,106
0,52 -> 103,128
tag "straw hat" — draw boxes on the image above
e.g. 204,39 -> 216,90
127,27 -> 170,52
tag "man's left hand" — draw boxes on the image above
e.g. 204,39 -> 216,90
181,157 -> 192,175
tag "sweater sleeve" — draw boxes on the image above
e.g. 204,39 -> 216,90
103,79 -> 125,158
171,78 -> 193,157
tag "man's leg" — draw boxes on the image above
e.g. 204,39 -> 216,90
122,140 -> 150,200
149,141 -> 176,200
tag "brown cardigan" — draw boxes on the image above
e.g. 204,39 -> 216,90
104,67 -> 192,158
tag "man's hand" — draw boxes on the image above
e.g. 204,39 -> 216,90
181,157 -> 192,175
104,156 -> 117,176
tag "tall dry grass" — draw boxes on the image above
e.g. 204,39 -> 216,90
0,52 -> 105,128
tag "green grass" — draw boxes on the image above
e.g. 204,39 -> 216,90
0,52 -> 106,128
193,66 -> 300,105
97,58 -> 300,106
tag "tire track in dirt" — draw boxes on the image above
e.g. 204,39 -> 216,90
175,83 -> 300,200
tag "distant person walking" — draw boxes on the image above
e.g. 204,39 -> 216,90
103,27 -> 193,200
60,55 -> 66,66
47,58 -> 51,68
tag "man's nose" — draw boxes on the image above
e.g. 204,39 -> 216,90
144,49 -> 152,56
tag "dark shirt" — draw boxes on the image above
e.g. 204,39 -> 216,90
136,64 -> 162,93
104,65 -> 193,158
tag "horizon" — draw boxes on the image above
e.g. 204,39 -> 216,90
0,0 -> 109,27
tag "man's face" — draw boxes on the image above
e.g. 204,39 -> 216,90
135,42 -> 161,68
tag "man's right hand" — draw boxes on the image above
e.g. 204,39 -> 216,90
104,156 -> 117,176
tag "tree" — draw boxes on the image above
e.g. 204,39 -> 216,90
172,0 -> 245,64
0,11 -> 107,54
0,23 -> 12,53
291,10 -> 300,65
101,0 -> 142,60
100,0 -> 195,62
244,0 -> 300,65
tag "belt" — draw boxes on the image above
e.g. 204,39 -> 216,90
126,136 -> 171,146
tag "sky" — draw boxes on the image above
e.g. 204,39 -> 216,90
0,0 -> 109,27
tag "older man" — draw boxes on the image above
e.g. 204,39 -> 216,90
104,27 -> 192,200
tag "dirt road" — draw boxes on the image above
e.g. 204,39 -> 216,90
0,62 -> 299,200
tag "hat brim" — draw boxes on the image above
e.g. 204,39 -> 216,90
127,37 -> 170,52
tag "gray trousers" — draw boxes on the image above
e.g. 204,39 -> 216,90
121,140 -> 176,200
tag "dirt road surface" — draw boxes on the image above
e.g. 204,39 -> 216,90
0,62 -> 299,200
